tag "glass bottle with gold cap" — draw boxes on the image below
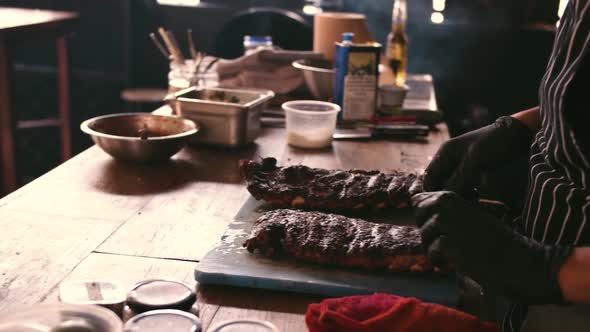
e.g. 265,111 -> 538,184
386,0 -> 408,86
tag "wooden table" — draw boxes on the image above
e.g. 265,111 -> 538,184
0,7 -> 79,195
0,121 -> 448,330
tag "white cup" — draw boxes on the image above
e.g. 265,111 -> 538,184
282,100 -> 341,149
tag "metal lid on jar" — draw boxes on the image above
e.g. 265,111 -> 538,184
243,35 -> 273,43
126,279 -> 196,313
123,309 -> 201,332
208,319 -> 279,332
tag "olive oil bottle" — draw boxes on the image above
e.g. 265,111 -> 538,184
386,0 -> 408,86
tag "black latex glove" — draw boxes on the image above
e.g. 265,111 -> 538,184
412,191 -> 572,305
478,154 -> 530,212
424,116 -> 533,198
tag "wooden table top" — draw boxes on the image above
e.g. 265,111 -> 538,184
0,120 -> 448,330
0,7 -> 78,38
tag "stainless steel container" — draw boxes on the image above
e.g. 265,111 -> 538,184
166,87 -> 275,147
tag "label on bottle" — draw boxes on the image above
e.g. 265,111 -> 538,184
389,42 -> 404,60
387,36 -> 407,86
342,52 -> 377,121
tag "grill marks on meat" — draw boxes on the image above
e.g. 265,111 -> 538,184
239,159 -> 434,273
240,158 -> 423,210
243,209 -> 433,273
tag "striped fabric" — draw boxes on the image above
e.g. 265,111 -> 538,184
506,1 -> 590,330
520,0 -> 590,247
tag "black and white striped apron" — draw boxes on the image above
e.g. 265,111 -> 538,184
505,1 -> 590,330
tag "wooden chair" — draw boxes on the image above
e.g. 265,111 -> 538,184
0,7 -> 78,195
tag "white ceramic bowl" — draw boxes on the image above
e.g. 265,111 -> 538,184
282,100 -> 341,149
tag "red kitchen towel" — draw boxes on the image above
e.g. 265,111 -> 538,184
305,293 -> 500,332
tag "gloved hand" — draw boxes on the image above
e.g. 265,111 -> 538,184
423,116 -> 533,200
412,191 -> 572,305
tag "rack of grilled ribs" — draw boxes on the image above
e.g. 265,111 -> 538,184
239,158 -> 422,210
243,209 -> 434,273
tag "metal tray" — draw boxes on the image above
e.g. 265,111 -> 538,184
167,87 -> 274,146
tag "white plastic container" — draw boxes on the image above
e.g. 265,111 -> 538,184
379,84 -> 409,107
282,100 -> 341,149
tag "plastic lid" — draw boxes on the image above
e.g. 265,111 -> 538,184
123,310 -> 201,332
342,32 -> 354,41
126,279 -> 196,314
282,100 -> 341,115
0,303 -> 122,332
244,35 -> 273,43
208,319 -> 279,332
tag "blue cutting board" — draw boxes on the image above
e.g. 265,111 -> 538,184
195,197 -> 458,306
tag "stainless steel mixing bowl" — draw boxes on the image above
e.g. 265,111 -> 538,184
292,59 -> 335,101
81,113 -> 199,162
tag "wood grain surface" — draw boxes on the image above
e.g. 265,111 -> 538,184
0,121 -> 449,330
0,211 -> 121,310
0,8 -> 78,36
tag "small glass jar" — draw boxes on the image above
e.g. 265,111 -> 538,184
0,304 -> 122,332
208,319 -> 279,332
123,309 -> 201,332
168,59 -> 195,94
243,35 -> 273,55
58,279 -> 126,318
168,59 -> 219,94
191,56 -> 219,88
122,279 -> 199,322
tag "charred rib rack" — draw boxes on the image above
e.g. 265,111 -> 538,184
243,209 -> 433,273
239,158 -> 422,210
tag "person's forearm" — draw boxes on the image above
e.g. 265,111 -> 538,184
511,106 -> 541,133
558,247 -> 590,303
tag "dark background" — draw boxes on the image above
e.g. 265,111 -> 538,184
0,0 -> 560,186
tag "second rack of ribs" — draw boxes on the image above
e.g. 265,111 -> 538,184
240,158 -> 423,210
244,209 -> 433,273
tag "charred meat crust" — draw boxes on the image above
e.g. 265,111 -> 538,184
239,158 -> 423,210
243,209 -> 434,273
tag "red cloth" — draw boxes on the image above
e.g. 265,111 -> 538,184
305,293 -> 500,332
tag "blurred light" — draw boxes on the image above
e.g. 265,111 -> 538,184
431,12 -> 444,24
557,0 -> 569,27
558,0 -> 568,19
157,0 -> 200,6
432,0 -> 446,12
302,4 -> 323,15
